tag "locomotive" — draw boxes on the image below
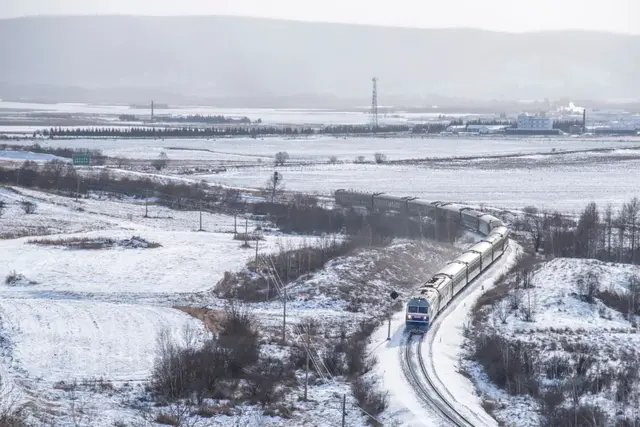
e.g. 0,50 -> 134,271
334,189 -> 510,333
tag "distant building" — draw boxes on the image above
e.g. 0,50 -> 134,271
466,124 -> 510,134
445,125 -> 467,134
517,113 -> 553,131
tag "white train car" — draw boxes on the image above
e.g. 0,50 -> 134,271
332,190 -> 511,334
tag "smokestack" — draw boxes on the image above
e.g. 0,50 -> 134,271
582,108 -> 586,133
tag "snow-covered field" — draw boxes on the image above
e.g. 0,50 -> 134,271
0,185 -> 351,425
6,135 -> 640,163
0,101 -> 476,126
5,135 -> 637,212
209,158 -> 640,213
464,258 -> 640,427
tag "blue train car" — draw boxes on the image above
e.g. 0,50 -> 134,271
405,297 -> 430,333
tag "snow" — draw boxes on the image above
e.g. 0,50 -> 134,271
0,299 -> 209,384
0,185 -> 351,425
0,149 -> 67,162
6,135 -> 639,163
428,242 -> 520,427
367,241 -> 519,426
464,257 -> 640,427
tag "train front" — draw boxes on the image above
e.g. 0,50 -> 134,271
405,297 -> 430,333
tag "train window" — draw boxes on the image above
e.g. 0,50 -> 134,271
418,307 -> 428,314
407,306 -> 418,313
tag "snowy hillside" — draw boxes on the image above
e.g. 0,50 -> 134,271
0,185 -> 355,425
465,257 -> 640,427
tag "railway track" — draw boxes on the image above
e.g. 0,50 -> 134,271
402,333 -> 474,427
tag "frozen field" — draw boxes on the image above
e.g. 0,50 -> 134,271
0,185 -> 344,425
6,135 -> 640,163
208,158 -> 640,213
0,101 -> 474,126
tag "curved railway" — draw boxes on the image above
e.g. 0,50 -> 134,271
402,333 -> 475,427
334,189 -> 511,426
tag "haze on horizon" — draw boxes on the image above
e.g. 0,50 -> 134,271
2,2 -> 640,107
3,0 -> 639,35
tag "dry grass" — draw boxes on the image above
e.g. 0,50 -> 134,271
174,306 -> 223,334
27,236 -> 161,249
0,227 -> 52,240
233,232 -> 264,242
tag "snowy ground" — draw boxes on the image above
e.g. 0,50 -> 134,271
367,241 -> 519,426
209,158 -> 640,213
6,135 -> 640,163
464,258 -> 640,427
0,185 -> 350,426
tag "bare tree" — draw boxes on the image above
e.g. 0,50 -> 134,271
115,156 -> 130,169
520,288 -> 536,322
623,197 -> 640,263
355,155 -> 365,164
509,288 -> 522,310
264,172 -> 284,202
576,202 -> 600,259
328,155 -> 338,164
496,298 -> 509,324
274,151 -> 289,166
152,152 -> 169,171
20,199 -> 36,214
374,152 -> 387,164
604,204 -> 614,259
523,206 -> 544,253
576,271 -> 600,303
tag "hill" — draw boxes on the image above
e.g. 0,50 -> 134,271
1,15 -> 639,106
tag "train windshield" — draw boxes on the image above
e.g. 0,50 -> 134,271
407,306 -> 428,314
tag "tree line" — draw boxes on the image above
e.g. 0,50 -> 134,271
0,143 -> 103,161
38,124 -> 411,139
118,114 -> 253,124
516,198 -> 640,264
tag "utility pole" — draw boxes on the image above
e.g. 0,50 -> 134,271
282,286 -> 287,344
255,237 -> 259,265
75,176 -> 80,202
342,394 -> 346,427
304,322 -> 309,401
234,213 -> 237,235
272,171 -> 279,202
199,200 -> 203,231
245,218 -> 248,246
144,189 -> 149,218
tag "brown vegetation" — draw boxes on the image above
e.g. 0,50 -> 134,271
27,235 -> 161,249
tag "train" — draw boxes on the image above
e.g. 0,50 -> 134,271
334,189 -> 510,333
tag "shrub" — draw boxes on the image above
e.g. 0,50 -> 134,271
473,333 -> 538,397
152,302 -> 259,404
152,152 -> 169,171
351,377 -> 388,426
542,404 -> 607,427
20,200 -> 36,214
329,156 -> 338,164
0,199 -> 5,217
373,153 -> 387,164
155,413 -> 179,426
274,151 -> 290,166
5,271 -> 25,286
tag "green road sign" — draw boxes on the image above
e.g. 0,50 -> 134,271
72,154 -> 91,166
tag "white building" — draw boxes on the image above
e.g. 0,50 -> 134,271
517,113 -> 554,130
466,124 -> 510,134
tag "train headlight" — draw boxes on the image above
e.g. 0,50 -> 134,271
407,315 -> 413,319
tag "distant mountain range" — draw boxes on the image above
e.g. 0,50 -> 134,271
1,15 -> 639,108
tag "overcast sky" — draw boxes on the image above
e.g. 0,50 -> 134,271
2,0 -> 639,34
